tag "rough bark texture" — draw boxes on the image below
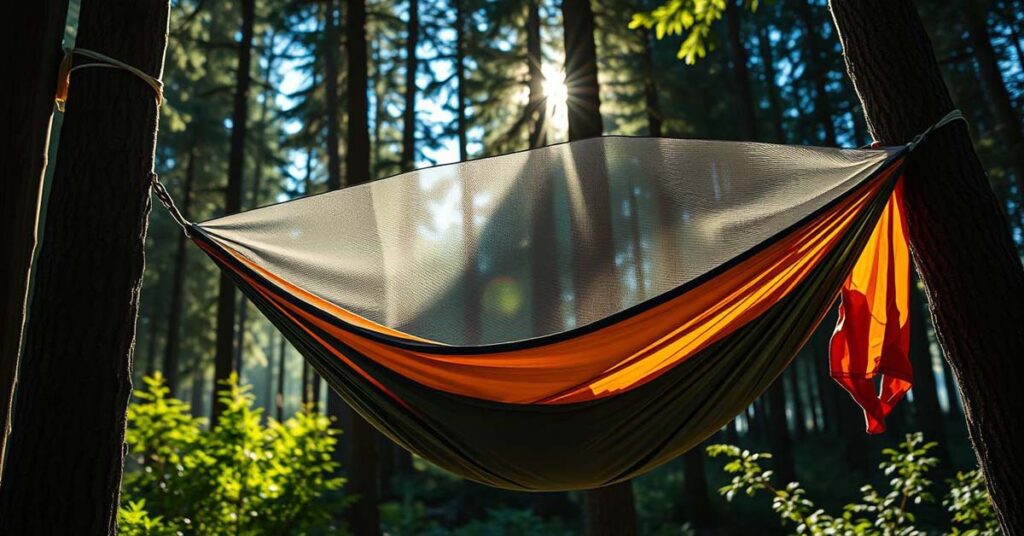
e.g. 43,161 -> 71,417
725,0 -> 756,140
162,144 -> 197,396
0,0 -> 169,530
324,0 -> 343,189
830,1 -> 1024,532
401,0 -> 418,172
908,276 -> 950,467
212,0 -> 255,425
0,0 -> 70,473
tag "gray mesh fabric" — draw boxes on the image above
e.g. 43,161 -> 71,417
198,137 -> 897,346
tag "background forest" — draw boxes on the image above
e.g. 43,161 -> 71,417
26,0 -> 1024,533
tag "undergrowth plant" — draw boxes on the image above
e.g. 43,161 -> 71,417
707,433 -> 999,535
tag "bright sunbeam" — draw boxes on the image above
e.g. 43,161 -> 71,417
541,64 -> 570,134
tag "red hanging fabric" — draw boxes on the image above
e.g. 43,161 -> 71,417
830,178 -> 913,434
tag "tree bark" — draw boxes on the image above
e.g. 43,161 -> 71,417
0,0 -> 70,474
682,449 -> 715,531
725,0 -> 757,140
798,0 -> 837,145
908,275 -> 950,467
162,143 -> 197,396
212,0 -> 255,425
964,0 -> 1024,196
0,0 -> 169,530
830,1 -> 1024,531
324,0 -> 343,190
401,0 -> 418,172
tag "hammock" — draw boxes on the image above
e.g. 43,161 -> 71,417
189,136 -> 915,491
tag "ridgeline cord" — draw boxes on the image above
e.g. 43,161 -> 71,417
906,109 -> 967,151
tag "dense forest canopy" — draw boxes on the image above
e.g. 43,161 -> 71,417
1,0 -> 1022,533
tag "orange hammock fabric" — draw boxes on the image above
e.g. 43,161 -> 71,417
190,137 -> 916,489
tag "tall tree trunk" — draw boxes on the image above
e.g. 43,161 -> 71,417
162,144 -> 197,396
455,1 -> 469,161
343,1 -> 379,533
682,449 -> 715,532
275,334 -> 286,422
725,0 -> 757,140
527,0 -> 548,147
757,19 -> 786,144
641,31 -> 662,137
401,0 -> 418,172
563,2 -> 636,534
785,366 -> 808,438
562,0 -> 602,141
0,0 -> 169,530
212,0 -> 255,425
766,379 -> 797,485
830,1 -> 1024,531
908,276 -> 950,467
964,0 -> 1024,196
324,0 -> 343,190
798,0 -> 836,145
0,0 -> 70,473
346,0 -> 371,185
191,366 -> 207,417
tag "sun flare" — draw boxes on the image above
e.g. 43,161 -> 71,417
541,64 -> 570,134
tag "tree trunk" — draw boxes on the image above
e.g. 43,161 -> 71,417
908,275 -> 950,467
682,448 -> 715,531
343,1 -> 379,532
562,2 -> 636,533
0,0 -> 70,474
725,0 -> 757,140
212,0 -> 255,425
324,0 -> 343,190
401,0 -> 418,172
455,1 -> 469,161
562,0 -> 602,141
0,0 -> 169,530
964,0 -> 1024,196
527,0 -> 548,147
757,19 -> 786,144
766,380 -> 797,485
830,1 -> 1024,531
275,334 -> 286,421
162,144 -> 197,396
346,0 -> 371,185
641,31 -> 662,138
798,0 -> 836,145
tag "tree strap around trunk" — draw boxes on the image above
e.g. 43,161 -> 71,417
905,109 -> 967,151
54,48 -> 164,112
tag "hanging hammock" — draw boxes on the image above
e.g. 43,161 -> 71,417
184,134 -> 926,491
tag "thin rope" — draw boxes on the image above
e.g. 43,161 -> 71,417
151,172 -> 192,236
906,109 -> 967,151
55,48 -> 164,111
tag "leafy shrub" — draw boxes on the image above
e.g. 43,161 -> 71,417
119,374 -> 346,535
707,433 -> 1000,535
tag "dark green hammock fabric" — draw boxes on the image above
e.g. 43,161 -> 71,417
189,136 -> 912,491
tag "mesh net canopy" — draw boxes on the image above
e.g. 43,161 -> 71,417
193,136 -> 914,490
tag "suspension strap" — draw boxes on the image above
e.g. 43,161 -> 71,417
906,109 -> 967,151
55,48 -> 164,111
151,172 -> 192,236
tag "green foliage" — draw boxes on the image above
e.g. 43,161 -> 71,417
629,0 -> 756,64
707,433 -> 999,535
120,374 -> 345,535
945,470 -> 1000,536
